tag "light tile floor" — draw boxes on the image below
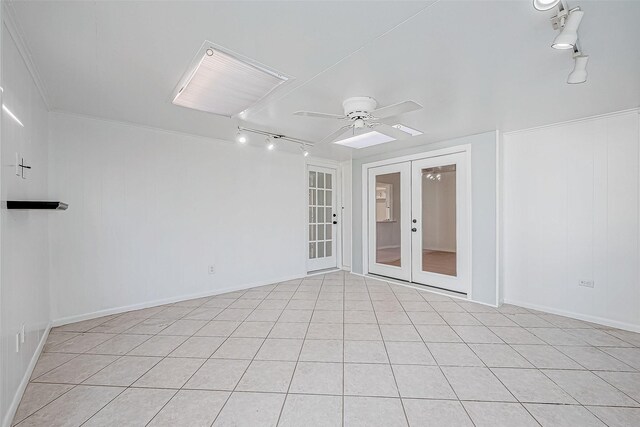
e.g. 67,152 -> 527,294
12,272 -> 640,426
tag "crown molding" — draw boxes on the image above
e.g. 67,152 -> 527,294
2,1 -> 51,110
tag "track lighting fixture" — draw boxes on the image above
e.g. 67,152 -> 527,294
533,0 -> 560,11
236,126 -> 314,154
567,51 -> 589,84
534,1 -> 589,84
552,9 -> 584,50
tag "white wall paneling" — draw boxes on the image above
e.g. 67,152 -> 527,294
1,17 -> 51,427
48,113 -> 308,323
503,110 -> 640,332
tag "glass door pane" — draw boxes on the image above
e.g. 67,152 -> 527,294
375,173 -> 402,267
308,166 -> 337,271
368,163 -> 411,282
421,165 -> 457,276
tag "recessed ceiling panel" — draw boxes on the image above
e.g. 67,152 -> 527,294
172,42 -> 291,117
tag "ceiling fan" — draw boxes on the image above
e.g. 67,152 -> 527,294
294,96 -> 423,144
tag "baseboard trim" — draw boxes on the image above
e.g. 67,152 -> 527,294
52,273 -> 305,327
2,323 -> 52,427
504,298 -> 640,333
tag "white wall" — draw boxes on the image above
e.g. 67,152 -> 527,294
1,20 -> 51,427
48,113 -> 307,323
503,110 -> 640,332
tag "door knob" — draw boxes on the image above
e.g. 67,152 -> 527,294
411,227 -> 417,232
412,219 -> 417,223
333,221 -> 338,225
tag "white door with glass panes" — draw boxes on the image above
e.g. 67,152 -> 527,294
367,151 -> 470,294
307,165 -> 337,271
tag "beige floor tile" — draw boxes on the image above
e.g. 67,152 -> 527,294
543,370 -> 639,406
184,359 -> 250,390
183,307 -> 224,320
492,367 -> 576,404
344,363 -> 398,397
15,385 -> 124,427
278,309 -> 313,322
126,335 -> 187,356
311,310 -> 344,324
195,320 -> 241,337
133,357 -> 205,388
451,326 -> 503,344
306,323 -> 343,339
45,333 -> 116,353
278,394 -> 342,427
255,338 -> 303,361
344,310 -> 377,324
442,367 -> 516,402
525,404 -> 605,427
33,354 -> 118,384
236,360 -> 296,392
231,321 -> 275,338
380,325 -> 421,342
403,399 -> 473,427
289,362 -> 343,395
344,396 -> 407,427
415,325 -> 462,343
601,347 -> 640,370
386,341 -> 436,365
467,344 -> 534,368
30,353 -> 77,379
462,402 -> 539,427
12,383 -> 74,425
124,318 -> 174,335
556,345 -> 635,371
596,371 -> 640,401
427,343 -> 484,366
344,341 -> 389,363
212,392 -> 285,427
489,327 -> 545,344
392,365 -> 455,399
169,336 -> 225,358
512,345 -> 584,369
83,356 -> 161,386
211,337 -> 264,359
157,319 -> 208,336
147,390 -> 229,427
83,387 -> 175,426
85,334 -> 151,355
344,324 -> 382,340
586,406 -> 640,427
245,309 -> 283,321
267,322 -> 308,339
299,339 -> 343,362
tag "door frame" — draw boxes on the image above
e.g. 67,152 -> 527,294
361,145 -> 473,295
306,158 -> 343,273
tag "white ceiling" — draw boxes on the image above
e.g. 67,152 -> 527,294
8,0 -> 640,160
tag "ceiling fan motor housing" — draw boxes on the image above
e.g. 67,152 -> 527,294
342,96 -> 378,120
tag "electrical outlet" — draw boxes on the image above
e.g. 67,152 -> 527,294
20,324 -> 25,344
579,280 -> 594,288
208,265 -> 216,275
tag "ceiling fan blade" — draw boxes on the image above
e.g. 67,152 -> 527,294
374,123 -> 412,140
320,125 -> 353,144
293,111 -> 346,120
371,100 -> 422,119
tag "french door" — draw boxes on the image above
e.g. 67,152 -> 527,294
307,165 -> 338,271
367,152 -> 469,294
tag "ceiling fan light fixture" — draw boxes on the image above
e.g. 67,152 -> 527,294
334,131 -> 395,149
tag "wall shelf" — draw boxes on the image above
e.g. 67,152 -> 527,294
7,201 -> 68,210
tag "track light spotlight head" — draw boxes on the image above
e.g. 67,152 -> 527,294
567,54 -> 589,84
552,9 -> 584,50
300,145 -> 309,157
236,130 -> 247,144
266,136 -> 275,151
533,0 -> 561,11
